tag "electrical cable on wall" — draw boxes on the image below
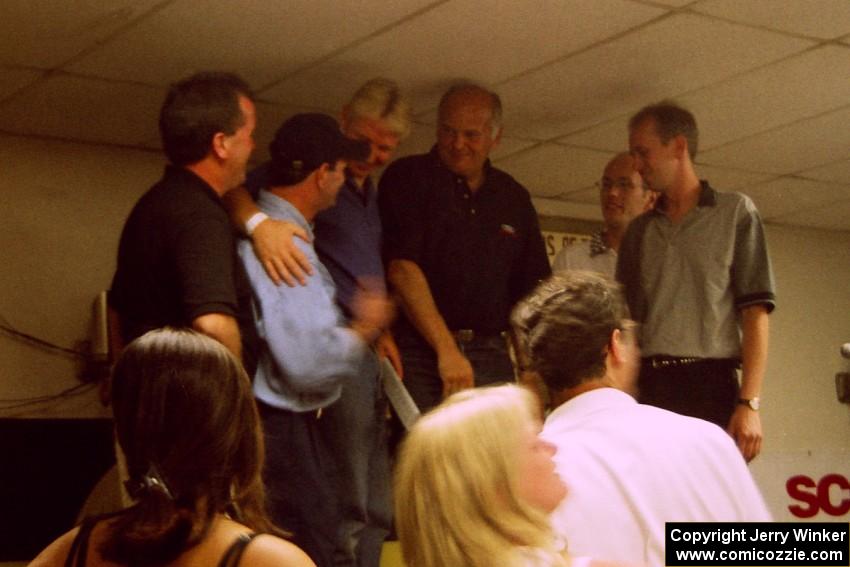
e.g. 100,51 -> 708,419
0,382 -> 96,411
0,314 -> 86,358
0,313 -> 96,410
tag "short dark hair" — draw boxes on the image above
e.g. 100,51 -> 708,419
267,113 -> 369,187
159,72 -> 253,166
101,328 -> 280,565
511,272 -> 629,392
629,100 -> 699,159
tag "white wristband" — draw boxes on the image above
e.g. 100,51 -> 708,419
245,212 -> 269,236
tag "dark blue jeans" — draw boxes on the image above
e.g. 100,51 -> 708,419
319,354 -> 391,567
396,332 -> 516,414
258,400 -> 339,567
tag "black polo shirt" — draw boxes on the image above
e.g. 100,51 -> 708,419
378,147 -> 550,335
109,166 -> 259,374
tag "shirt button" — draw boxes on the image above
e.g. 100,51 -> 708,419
471,209 -> 476,214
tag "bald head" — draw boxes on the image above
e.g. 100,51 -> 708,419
599,152 -> 655,231
436,83 -> 503,187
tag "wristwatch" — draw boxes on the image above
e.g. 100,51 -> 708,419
737,397 -> 760,411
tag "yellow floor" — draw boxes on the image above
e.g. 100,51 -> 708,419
381,541 -> 406,567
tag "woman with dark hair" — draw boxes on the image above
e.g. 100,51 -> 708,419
30,328 -> 315,567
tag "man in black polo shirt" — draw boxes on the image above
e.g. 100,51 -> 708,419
109,72 -> 259,373
378,82 -> 550,413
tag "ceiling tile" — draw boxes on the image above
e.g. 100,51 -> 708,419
533,197 -> 603,221
494,144 -> 611,198
699,106 -> 850,174
694,165 -> 776,191
561,186 -> 600,205
251,101 -> 327,163
557,117 -> 627,153
692,0 -> 850,39
0,75 -> 162,146
799,158 -> 850,184
561,47 -> 850,157
260,0 -> 665,111
0,1 -> 163,68
498,12 -> 813,140
769,198 -> 850,232
0,67 -> 43,102
561,46 -> 850,153
676,46 -> 850,151
739,177 -> 846,220
491,137 -> 544,161
651,0 -> 694,5
69,0 -> 434,88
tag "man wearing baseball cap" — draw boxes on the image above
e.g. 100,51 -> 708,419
237,113 -> 394,567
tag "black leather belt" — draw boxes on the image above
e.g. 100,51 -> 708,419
643,356 -> 737,369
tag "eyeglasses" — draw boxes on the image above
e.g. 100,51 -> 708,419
596,179 -> 642,193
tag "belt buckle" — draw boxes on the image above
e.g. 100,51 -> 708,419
455,329 -> 474,343
651,356 -> 700,369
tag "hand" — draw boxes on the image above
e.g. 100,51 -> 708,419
350,287 -> 395,344
727,405 -> 762,462
438,348 -> 474,398
251,219 -> 313,286
375,330 -> 403,379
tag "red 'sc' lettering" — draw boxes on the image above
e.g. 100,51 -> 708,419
817,474 -> 850,516
787,475 -> 819,518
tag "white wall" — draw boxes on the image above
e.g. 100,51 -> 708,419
1,134 -> 848,517
1,134 -> 161,419
750,224 -> 850,521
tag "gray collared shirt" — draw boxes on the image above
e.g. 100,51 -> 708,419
616,181 -> 776,359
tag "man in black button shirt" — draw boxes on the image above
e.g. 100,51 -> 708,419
109,72 -> 260,374
378,83 -> 550,413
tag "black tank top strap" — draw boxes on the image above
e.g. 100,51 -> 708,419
63,510 -> 127,567
218,532 -> 260,567
64,516 -> 98,567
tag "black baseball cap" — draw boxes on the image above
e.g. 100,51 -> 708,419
269,113 -> 370,178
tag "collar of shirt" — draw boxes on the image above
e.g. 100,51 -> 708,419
545,388 -> 637,428
427,145 -> 497,195
342,172 -> 375,205
166,165 -> 222,203
652,179 -> 717,215
257,189 -> 314,239
589,230 -> 611,257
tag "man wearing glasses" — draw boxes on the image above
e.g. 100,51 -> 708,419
552,152 -> 656,277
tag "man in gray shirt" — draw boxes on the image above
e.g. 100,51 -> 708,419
617,101 -> 775,462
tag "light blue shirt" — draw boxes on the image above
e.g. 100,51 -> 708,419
238,190 -> 368,412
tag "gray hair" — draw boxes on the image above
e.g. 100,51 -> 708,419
346,77 -> 412,139
511,272 -> 629,393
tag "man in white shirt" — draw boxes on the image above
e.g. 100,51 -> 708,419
551,152 -> 655,277
511,271 -> 771,567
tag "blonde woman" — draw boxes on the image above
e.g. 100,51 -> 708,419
395,384 -> 580,567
